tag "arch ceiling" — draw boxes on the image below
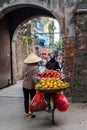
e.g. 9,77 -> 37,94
3,5 -> 55,40
0,0 -> 82,39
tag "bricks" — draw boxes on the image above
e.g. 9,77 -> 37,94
71,13 -> 87,102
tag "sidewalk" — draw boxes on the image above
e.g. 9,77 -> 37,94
0,81 -> 87,130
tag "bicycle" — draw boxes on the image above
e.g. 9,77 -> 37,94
37,89 -> 61,124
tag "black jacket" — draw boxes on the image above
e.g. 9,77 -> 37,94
46,58 -> 60,70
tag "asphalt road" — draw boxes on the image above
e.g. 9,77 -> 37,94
0,80 -> 87,130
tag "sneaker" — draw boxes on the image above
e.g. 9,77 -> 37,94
29,112 -> 36,118
24,113 -> 29,116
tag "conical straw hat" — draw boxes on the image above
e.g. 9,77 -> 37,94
24,53 -> 41,63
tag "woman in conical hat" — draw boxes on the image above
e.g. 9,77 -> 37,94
22,53 -> 41,117
24,53 -> 41,64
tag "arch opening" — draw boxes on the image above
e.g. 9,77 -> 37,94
12,16 -> 62,83
0,3 -> 63,88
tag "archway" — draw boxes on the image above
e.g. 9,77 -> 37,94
12,16 -> 61,83
0,4 -> 62,88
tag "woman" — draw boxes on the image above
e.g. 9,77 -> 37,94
22,53 -> 41,117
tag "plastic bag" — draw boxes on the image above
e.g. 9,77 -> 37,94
55,92 -> 69,112
29,91 -> 46,112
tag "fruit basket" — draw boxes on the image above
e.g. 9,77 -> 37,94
35,77 -> 69,92
36,87 -> 69,93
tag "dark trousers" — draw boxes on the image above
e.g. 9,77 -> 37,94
23,88 -> 36,114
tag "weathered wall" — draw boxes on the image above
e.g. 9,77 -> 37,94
0,17 -> 11,88
12,34 -> 34,82
62,37 -> 75,97
72,13 -> 87,102
0,0 -> 80,37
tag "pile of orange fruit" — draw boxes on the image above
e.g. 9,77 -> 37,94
35,77 -> 69,90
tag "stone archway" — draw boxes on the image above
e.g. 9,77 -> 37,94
0,1 -> 76,100
0,0 -> 77,88
0,3 -> 61,87
1,0 -> 87,103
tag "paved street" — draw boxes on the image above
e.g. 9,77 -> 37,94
0,80 -> 87,130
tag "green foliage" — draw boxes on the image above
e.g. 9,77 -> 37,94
56,40 -> 62,50
21,36 -> 28,44
21,35 -> 35,44
48,22 -> 56,33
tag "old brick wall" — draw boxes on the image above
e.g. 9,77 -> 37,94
63,37 -> 75,97
12,35 -> 34,82
72,13 -> 87,102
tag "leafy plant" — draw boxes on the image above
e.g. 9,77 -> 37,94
56,40 -> 62,50
21,35 -> 35,44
